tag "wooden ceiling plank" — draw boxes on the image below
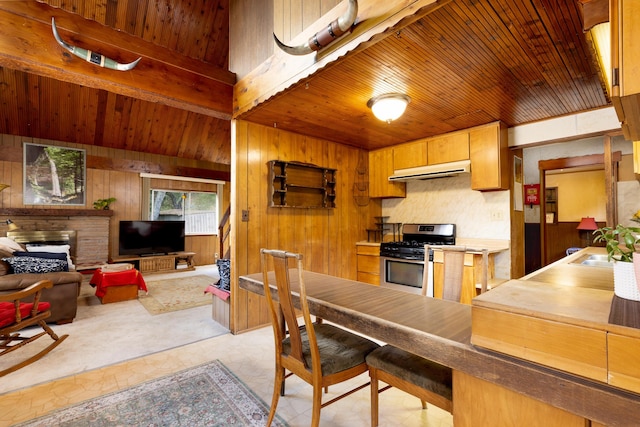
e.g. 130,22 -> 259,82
25,73 -> 40,138
537,0 -> 605,107
173,0 -> 194,55
136,101 -> 155,155
446,2 -> 553,107
0,68 -> 18,136
127,100 -> 147,152
460,0 -> 580,116
195,1 -> 218,62
123,0 -> 147,37
498,0 -> 587,111
204,0 -> 230,69
140,0 -> 160,45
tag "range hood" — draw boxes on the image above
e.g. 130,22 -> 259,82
388,159 -> 471,182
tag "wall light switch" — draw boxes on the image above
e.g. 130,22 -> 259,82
242,210 -> 249,222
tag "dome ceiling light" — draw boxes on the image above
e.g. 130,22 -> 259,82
367,93 -> 411,124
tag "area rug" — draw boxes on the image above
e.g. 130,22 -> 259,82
15,360 -> 288,427
139,274 -> 218,315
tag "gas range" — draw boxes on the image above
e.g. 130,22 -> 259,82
379,223 -> 456,261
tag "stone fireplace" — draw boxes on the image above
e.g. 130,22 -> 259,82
1,208 -> 112,269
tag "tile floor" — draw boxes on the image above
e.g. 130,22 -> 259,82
0,266 -> 453,427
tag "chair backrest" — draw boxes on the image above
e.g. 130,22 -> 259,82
479,248 -> 489,294
260,249 -> 319,373
422,245 -> 467,302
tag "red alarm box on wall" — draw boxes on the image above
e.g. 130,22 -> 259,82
524,184 -> 540,206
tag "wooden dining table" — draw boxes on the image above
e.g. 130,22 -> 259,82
240,269 -> 640,426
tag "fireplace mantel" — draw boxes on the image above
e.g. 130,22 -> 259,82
0,208 -> 113,217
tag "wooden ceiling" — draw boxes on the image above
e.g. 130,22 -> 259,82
239,0 -> 610,151
0,0 -> 610,165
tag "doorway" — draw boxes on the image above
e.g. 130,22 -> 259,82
539,147 -> 621,266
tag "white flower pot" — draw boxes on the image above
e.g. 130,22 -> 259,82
614,260 -> 640,301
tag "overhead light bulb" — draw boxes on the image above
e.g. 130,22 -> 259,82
367,93 -> 411,123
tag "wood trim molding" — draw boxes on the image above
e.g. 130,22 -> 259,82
0,208 -> 113,217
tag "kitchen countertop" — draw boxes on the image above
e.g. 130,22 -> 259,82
357,238 -> 509,253
474,246 -> 640,336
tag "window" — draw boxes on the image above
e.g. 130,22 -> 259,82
149,190 -> 218,235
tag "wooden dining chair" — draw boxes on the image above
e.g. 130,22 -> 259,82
475,248 -> 507,294
260,249 -> 380,427
367,245 -> 467,426
1,280 -> 69,377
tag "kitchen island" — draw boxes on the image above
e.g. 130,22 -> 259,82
240,250 -> 640,426
472,246 -> 640,403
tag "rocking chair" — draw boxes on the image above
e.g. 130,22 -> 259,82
1,280 -> 68,377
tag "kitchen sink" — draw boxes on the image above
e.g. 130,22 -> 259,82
572,253 -> 613,268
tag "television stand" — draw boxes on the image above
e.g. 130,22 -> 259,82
111,252 -> 196,274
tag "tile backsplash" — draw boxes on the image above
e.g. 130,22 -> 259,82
381,174 -> 511,240
382,174 -> 512,279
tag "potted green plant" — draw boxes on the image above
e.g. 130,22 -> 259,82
93,197 -> 116,210
593,223 -> 640,301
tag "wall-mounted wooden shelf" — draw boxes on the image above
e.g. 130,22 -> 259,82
268,160 -> 336,208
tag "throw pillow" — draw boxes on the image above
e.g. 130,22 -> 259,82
12,251 -> 69,271
0,249 -> 13,276
0,237 -> 25,253
216,258 -> 231,291
14,251 -> 68,260
25,244 -> 74,270
2,256 -> 68,274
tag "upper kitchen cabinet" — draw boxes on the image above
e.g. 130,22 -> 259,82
393,140 -> 428,170
392,130 -> 470,170
469,121 -> 509,191
611,0 -> 640,140
427,130 -> 470,165
369,147 -> 406,198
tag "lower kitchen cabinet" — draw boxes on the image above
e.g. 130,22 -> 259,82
356,243 -> 380,285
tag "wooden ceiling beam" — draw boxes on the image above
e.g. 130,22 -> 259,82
233,0 -> 451,118
0,1 -> 234,120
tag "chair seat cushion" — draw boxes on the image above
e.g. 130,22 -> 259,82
366,345 -> 452,400
0,301 -> 51,328
283,323 -> 379,375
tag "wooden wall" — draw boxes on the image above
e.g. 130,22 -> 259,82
229,0 -> 342,79
545,221 -> 606,265
0,133 -> 230,266
273,0 -> 342,44
231,120 -> 381,333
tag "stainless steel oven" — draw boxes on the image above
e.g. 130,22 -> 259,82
379,223 -> 455,296
380,255 -> 432,295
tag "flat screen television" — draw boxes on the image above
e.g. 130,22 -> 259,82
119,220 -> 185,256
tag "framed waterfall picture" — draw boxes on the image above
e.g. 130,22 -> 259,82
23,143 -> 86,206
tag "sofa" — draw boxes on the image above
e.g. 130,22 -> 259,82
0,240 -> 83,324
